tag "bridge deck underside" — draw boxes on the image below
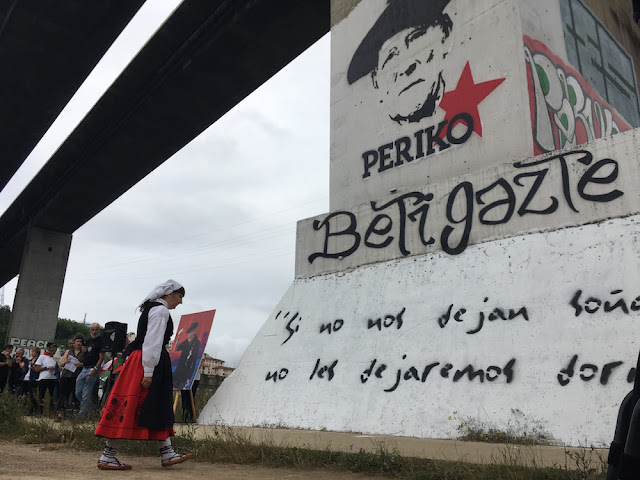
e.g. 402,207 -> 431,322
0,0 -> 329,287
0,0 -> 146,191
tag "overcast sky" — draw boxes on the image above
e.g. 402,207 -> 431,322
1,1 -> 330,367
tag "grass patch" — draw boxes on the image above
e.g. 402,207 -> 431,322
451,409 -> 553,446
172,386 -> 216,422
0,391 -> 607,479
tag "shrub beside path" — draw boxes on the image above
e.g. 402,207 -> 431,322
175,424 -> 608,469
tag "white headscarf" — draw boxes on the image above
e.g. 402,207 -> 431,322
138,279 -> 183,309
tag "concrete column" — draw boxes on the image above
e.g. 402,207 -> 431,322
6,226 -> 72,349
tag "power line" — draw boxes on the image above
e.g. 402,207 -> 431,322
72,222 -> 297,277
74,196 -> 326,274
75,246 -> 294,281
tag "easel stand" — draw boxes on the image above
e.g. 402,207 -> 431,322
173,388 -> 196,424
98,351 -> 118,409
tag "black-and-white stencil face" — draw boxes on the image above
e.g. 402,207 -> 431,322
373,24 -> 452,123
347,0 -> 454,125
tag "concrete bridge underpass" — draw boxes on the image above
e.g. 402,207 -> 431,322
0,0 -> 329,347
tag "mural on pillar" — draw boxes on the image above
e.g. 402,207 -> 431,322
212,220 -> 640,446
201,0 -> 640,446
524,36 -> 632,155
345,0 -> 505,180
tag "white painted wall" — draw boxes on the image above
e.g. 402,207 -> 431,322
200,0 -> 640,447
201,212 -> 640,446
518,0 -> 566,59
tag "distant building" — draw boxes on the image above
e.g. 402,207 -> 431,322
199,353 -> 235,377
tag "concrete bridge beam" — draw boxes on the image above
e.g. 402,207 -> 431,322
6,227 -> 72,349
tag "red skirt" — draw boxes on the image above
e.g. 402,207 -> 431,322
95,350 -> 174,440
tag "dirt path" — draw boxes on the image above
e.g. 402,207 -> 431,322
0,441 -> 386,480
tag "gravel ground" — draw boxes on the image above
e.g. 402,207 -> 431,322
0,440 -> 386,480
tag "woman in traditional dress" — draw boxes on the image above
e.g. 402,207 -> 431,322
95,280 -> 192,470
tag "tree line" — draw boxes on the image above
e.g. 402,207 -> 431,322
0,305 -> 91,348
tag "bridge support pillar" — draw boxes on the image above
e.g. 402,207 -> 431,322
6,227 -> 72,349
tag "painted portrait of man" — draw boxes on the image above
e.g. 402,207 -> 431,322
347,0 -> 453,124
169,310 -> 215,391
173,321 -> 201,390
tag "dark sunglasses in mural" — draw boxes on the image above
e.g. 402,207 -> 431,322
348,0 -> 453,124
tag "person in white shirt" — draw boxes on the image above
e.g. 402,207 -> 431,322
59,334 -> 85,417
33,342 -> 58,414
94,280 -> 192,470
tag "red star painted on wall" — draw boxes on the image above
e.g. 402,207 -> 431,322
438,61 -> 505,137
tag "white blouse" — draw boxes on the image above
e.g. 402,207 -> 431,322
141,298 -> 171,377
22,362 -> 31,382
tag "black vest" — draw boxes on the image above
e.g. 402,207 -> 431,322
128,301 -> 174,353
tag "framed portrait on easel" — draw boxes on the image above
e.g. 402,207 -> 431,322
169,309 -> 215,390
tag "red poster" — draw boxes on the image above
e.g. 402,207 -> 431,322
169,309 -> 215,390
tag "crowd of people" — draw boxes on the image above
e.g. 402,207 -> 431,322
0,322 -> 106,420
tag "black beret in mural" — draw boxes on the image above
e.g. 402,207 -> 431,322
347,0 -> 452,84
187,322 -> 199,333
